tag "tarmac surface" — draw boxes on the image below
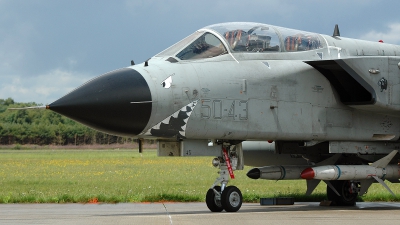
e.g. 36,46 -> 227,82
1,202 -> 400,225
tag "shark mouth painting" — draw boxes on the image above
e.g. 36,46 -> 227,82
143,100 -> 198,139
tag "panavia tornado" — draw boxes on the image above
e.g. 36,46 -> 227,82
28,22 -> 400,212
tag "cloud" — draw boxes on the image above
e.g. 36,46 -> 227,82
0,69 -> 93,105
358,23 -> 400,45
0,20 -> 37,75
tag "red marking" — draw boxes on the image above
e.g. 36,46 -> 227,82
88,198 -> 98,204
222,147 -> 235,179
379,40 -> 384,43
300,168 -> 315,180
267,140 -> 273,143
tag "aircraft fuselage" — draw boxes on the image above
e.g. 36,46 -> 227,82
45,22 -> 400,211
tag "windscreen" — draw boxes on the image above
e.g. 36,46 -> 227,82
176,32 -> 227,60
156,31 -> 204,57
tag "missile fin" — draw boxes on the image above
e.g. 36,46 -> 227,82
323,180 -> 340,196
316,153 -> 341,166
359,179 -> 374,195
305,179 -> 320,195
372,176 -> 395,197
371,150 -> 398,168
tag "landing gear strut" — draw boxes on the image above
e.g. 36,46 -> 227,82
206,143 -> 243,212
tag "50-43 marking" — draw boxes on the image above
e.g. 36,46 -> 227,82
200,99 -> 248,120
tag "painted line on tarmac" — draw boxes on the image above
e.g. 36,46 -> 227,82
162,202 -> 173,225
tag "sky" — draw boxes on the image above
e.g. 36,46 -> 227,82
1,0 -> 400,105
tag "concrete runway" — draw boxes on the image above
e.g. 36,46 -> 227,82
1,202 -> 400,225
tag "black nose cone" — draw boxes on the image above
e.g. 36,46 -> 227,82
246,168 -> 261,179
49,68 -> 152,136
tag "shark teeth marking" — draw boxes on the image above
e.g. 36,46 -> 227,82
144,100 -> 198,138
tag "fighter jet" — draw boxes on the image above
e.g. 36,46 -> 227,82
32,22 -> 400,212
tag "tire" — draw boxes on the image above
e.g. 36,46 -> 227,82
327,180 -> 357,206
206,186 -> 223,212
221,186 -> 242,212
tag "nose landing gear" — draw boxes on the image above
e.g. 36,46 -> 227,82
206,143 -> 243,212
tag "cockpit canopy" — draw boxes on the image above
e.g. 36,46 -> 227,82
156,22 -> 324,60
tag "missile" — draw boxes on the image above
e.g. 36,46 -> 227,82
300,150 -> 399,196
247,165 -> 310,180
246,154 -> 343,180
301,150 -> 399,181
300,164 -> 400,180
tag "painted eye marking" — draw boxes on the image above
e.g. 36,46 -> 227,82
161,76 -> 173,89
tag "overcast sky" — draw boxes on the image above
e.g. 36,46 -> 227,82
1,0 -> 400,105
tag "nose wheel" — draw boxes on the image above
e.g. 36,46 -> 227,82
206,185 -> 243,212
221,186 -> 243,212
206,186 -> 223,212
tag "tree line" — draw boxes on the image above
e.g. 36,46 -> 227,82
0,98 -> 146,146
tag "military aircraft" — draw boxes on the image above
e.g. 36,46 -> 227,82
26,22 -> 400,212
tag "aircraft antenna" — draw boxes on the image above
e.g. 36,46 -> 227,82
333,24 -> 340,37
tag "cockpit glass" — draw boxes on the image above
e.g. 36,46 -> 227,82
157,23 -> 325,60
207,23 -> 280,52
207,22 -> 324,53
225,27 -> 280,52
280,28 -> 322,52
156,31 -> 204,57
176,33 -> 227,60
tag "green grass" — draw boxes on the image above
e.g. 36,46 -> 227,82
0,149 -> 400,203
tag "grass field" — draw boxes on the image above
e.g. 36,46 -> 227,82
0,149 -> 400,203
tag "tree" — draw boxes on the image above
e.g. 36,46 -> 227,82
0,98 -> 137,146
